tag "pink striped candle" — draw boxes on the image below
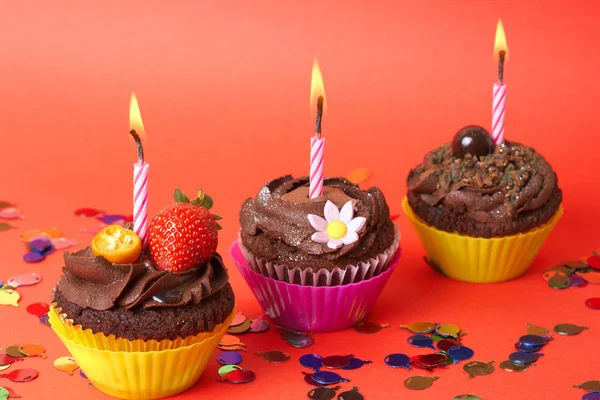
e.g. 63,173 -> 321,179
492,83 -> 506,145
309,135 -> 324,199
133,158 -> 149,246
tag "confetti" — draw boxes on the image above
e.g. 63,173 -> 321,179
0,369 -> 38,383
0,223 -> 15,231
219,335 -> 246,349
0,365 -> 11,372
578,270 -> 600,284
0,354 -> 22,366
75,208 -> 103,217
585,298 -> 600,309
508,352 -> 543,365
300,354 -> 323,371
400,321 -> 436,334
526,323 -> 552,337
217,351 -> 242,365
574,380 -> 600,392
4,348 -> 23,358
22,252 -> 44,263
97,214 -> 126,224
448,346 -> 474,363
311,371 -> 349,385
256,350 -> 290,363
51,237 -> 78,250
514,342 -> 543,353
435,323 -> 461,338
354,321 -> 389,334
413,353 -> 447,371
0,208 -> 25,220
518,334 -> 551,347
322,355 -> 352,369
39,313 -> 50,326
7,273 -> 41,288
54,357 -> 79,375
0,201 -> 14,209
463,360 -> 495,378
249,316 -> 269,333
227,319 -> 251,334
346,168 -> 372,185
404,376 -> 439,390
18,344 -> 46,358
454,396 -> 482,400
26,303 -> 50,318
384,353 -> 411,370
280,330 -> 314,348
338,387 -> 364,400
583,393 -> 600,400
548,273 -> 571,289
554,323 -> 588,336
301,371 -> 325,387
1,387 -> 21,399
587,256 -> 600,270
307,386 -> 340,400
342,357 -> 372,370
407,334 -> 435,349
499,360 -> 531,372
0,291 -> 20,307
217,365 -> 242,377
217,369 -> 255,384
230,312 -> 247,327
437,338 -> 461,352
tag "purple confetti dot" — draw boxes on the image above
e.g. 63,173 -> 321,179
29,238 -> 52,251
80,370 -> 87,378
98,214 -> 126,224
23,251 -> 45,263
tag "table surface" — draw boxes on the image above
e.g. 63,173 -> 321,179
1,1 -> 599,399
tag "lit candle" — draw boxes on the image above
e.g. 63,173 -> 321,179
492,19 -> 508,146
309,60 -> 326,199
129,93 -> 149,247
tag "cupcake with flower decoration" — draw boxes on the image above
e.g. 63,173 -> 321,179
231,62 -> 400,332
231,176 -> 401,333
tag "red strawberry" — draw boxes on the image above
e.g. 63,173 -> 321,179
149,189 -> 222,272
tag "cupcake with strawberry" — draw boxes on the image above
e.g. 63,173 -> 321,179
49,189 -> 235,400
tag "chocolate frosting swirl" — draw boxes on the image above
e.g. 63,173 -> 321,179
57,248 -> 229,311
407,141 -> 559,223
240,176 -> 394,268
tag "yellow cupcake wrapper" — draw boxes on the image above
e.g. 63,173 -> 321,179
50,306 -> 235,400
49,303 -> 233,351
402,197 -> 563,283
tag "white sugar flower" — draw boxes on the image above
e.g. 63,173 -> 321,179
307,200 -> 366,249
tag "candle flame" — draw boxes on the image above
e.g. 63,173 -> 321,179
129,92 -> 146,140
310,60 -> 327,115
494,19 -> 508,61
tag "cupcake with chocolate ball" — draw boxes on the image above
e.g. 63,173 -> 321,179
230,176 -> 401,333
403,125 -> 563,282
49,189 -> 235,400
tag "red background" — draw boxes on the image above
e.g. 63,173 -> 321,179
1,1 -> 599,399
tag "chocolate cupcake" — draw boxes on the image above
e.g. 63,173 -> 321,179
54,248 -> 233,342
49,190 -> 235,400
403,126 -> 563,282
231,175 -> 401,332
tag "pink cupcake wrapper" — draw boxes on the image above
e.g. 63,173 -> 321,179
238,226 -> 401,286
230,241 -> 401,333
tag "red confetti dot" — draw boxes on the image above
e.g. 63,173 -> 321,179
26,302 -> 50,318
585,298 -> 600,309
75,208 -> 102,217
587,255 -> 600,270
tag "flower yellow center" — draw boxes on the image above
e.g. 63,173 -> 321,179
326,220 -> 347,240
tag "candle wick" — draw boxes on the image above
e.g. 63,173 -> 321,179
129,129 -> 144,163
498,50 -> 506,83
315,96 -> 324,139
